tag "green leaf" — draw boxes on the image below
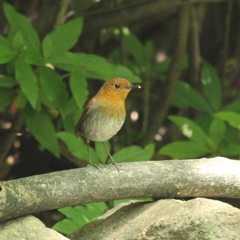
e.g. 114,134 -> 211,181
12,31 -> 43,65
53,218 -> 81,235
0,88 -> 15,111
124,34 -> 144,64
70,72 -> 88,109
169,116 -> 209,148
113,144 -> 154,163
209,118 -> 226,148
144,40 -> 154,62
66,53 -> 141,83
201,60 -> 222,111
12,30 -> 25,49
171,81 -> 212,113
56,132 -> 98,163
194,113 -> 213,134
44,52 -> 78,72
215,111 -> 240,130
3,3 -> 42,65
62,98 -> 81,132
222,100 -> 240,113
155,55 -> 189,74
16,91 -> 27,109
219,143 -> 240,156
42,17 -> 83,60
40,67 -> 68,118
0,45 -> 16,64
23,105 -> 60,157
57,131 -> 87,160
0,34 -> 10,46
94,141 -> 110,164
159,141 -> 209,158
53,202 -> 108,235
15,58 -> 38,108
0,76 -> 17,88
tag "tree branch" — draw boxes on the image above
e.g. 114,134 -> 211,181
0,157 -> 240,222
82,0 -> 227,32
143,3 -> 191,145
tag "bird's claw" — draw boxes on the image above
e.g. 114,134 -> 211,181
87,163 -> 101,171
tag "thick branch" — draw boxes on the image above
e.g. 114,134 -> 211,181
0,157 -> 240,222
82,0 -> 227,32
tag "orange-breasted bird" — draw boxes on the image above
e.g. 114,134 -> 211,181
75,77 -> 141,170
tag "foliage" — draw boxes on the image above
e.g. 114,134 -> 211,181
0,3 -> 143,163
111,30 -> 240,160
53,198 -> 153,235
1,2 -> 240,235
0,5 -> 153,232
158,59 -> 240,159
53,202 -> 109,235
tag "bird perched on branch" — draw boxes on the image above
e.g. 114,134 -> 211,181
75,77 -> 141,171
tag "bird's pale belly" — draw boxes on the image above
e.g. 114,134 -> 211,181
81,107 -> 126,142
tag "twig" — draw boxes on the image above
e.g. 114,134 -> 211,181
53,0 -> 70,29
221,0 -> 233,81
189,4 -> 201,84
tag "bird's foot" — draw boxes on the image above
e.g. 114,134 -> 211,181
87,163 -> 102,171
108,160 -> 122,172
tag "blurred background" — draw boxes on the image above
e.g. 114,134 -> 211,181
0,0 -> 240,231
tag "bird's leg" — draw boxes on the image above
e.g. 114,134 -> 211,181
102,141 -> 120,172
87,140 -> 100,170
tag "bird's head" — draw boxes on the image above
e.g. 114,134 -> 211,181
96,77 -> 141,101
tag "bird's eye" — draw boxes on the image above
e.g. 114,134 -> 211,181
115,84 -> 121,89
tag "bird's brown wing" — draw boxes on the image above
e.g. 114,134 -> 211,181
75,97 -> 95,137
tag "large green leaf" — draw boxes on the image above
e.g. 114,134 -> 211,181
44,52 -> 78,72
215,111 -> 240,130
124,34 -> 144,64
66,53 -> 141,83
219,143 -> 240,156
23,105 -> 60,157
70,72 -> 88,109
94,141 -> 110,164
40,67 -> 68,118
171,81 -> 212,113
12,30 -> 43,65
209,118 -> 226,149
3,3 -> 42,65
15,58 -> 38,108
169,116 -> 209,148
0,34 -> 10,46
144,40 -> 154,63
201,60 -> 222,111
222,100 -> 240,113
56,132 -> 98,163
159,141 -> 209,158
0,45 -> 16,64
113,144 -> 154,163
42,17 -> 83,60
0,88 -> 15,111
53,202 -> 108,235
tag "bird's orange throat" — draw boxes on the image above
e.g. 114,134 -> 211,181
96,99 -> 126,117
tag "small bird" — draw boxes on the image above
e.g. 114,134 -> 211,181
75,77 -> 141,171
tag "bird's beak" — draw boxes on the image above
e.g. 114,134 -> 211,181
124,84 -> 141,89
